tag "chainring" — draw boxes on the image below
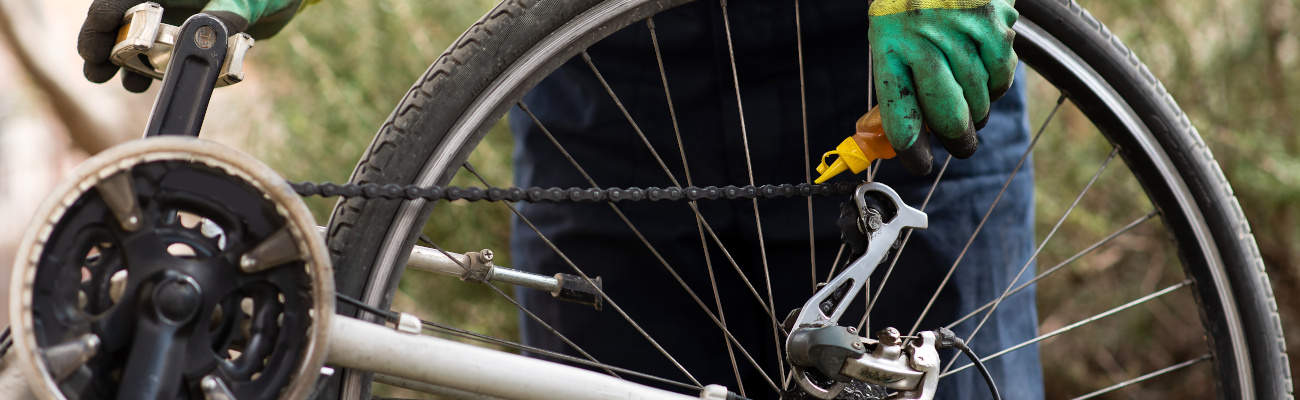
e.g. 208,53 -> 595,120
8,137 -> 333,400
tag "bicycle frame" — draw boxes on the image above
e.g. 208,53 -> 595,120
324,315 -> 705,400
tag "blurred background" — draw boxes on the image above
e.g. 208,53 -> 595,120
0,0 -> 1295,398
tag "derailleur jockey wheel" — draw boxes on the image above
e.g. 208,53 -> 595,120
8,137 -> 333,399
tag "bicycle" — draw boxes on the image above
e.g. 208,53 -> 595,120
1,0 -> 1292,399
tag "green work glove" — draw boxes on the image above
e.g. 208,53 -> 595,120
869,0 -> 1019,175
78,0 -> 317,92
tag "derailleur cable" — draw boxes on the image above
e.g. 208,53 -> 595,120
935,327 -> 1002,400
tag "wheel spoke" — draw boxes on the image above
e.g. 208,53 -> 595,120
823,243 -> 845,285
646,16 -> 746,395
1071,354 -> 1212,400
942,280 -> 1191,378
420,236 -> 619,378
418,306 -> 702,392
516,101 -> 785,331
944,210 -> 1159,330
468,157 -> 705,385
718,0 -> 786,381
470,139 -> 780,390
574,57 -> 785,329
941,147 -> 1119,373
493,193 -> 702,386
906,94 -> 1066,339
794,0 -> 817,297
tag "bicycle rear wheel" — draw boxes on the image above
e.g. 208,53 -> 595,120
324,0 -> 1291,398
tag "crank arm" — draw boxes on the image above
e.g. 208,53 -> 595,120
789,182 -> 927,329
112,2 -> 255,137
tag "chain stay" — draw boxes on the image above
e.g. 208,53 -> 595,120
290,181 -> 860,203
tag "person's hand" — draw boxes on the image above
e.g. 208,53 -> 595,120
869,0 -> 1019,175
78,0 -> 313,92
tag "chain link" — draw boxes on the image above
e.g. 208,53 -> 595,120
289,181 -> 860,203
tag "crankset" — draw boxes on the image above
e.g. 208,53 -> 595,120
8,137 -> 335,399
784,182 -> 943,400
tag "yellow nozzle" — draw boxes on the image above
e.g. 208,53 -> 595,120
813,106 -> 897,184
815,137 -> 871,183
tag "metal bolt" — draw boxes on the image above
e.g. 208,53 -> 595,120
851,341 -> 863,350
866,208 -> 884,231
876,327 -> 902,346
200,376 -> 218,391
239,255 -> 257,269
201,375 -> 235,400
195,26 -> 216,49
154,277 -> 202,323
81,334 -> 101,356
846,327 -> 857,335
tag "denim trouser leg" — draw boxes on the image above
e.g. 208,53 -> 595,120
508,2 -> 1041,398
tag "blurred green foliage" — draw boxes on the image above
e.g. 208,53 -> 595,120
246,1 -> 514,396
1027,81 -> 1211,397
241,0 -> 1299,398
1077,0 -> 1300,391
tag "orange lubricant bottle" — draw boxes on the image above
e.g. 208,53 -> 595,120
814,106 -> 897,184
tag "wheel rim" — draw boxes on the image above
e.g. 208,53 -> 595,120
339,1 -> 1259,398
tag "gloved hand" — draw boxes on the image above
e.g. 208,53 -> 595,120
78,0 -> 314,92
869,0 -> 1019,175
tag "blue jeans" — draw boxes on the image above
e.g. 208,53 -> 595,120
508,2 -> 1041,398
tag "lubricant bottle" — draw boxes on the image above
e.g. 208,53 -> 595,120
814,106 -> 896,183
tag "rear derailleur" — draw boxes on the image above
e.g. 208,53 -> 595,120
784,182 -> 945,400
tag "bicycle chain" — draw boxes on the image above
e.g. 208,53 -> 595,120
289,180 -> 861,203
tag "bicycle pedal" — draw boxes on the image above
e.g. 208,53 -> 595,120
112,2 -> 254,88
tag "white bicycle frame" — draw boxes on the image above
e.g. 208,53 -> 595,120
324,315 -> 706,400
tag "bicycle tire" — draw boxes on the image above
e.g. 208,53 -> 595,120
322,0 -> 1291,398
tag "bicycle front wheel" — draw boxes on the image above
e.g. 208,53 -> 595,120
324,0 -> 1291,398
